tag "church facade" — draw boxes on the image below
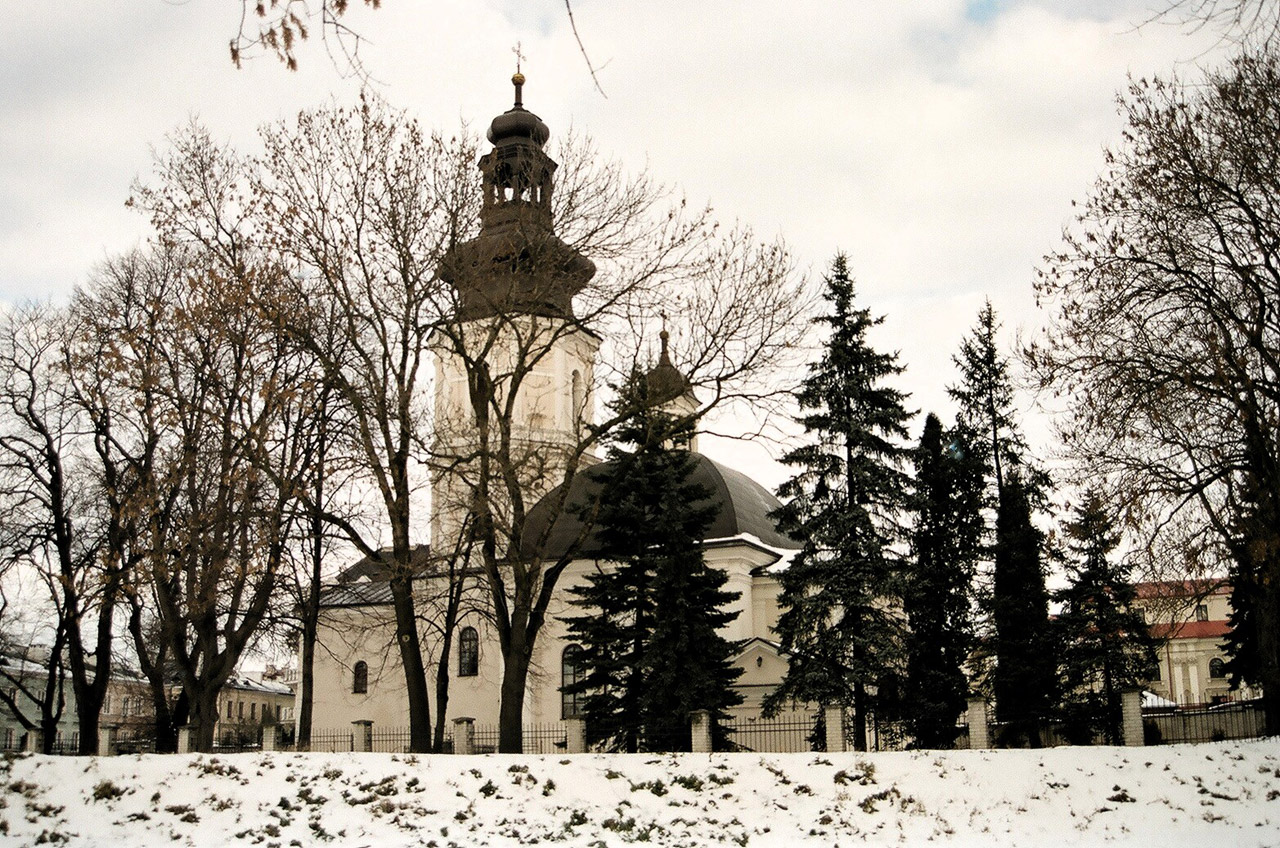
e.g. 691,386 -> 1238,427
306,77 -> 801,744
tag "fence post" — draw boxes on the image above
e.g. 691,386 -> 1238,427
966,699 -> 990,750
23,729 -> 43,753
565,717 -> 586,754
262,724 -> 280,752
351,720 -> 373,752
690,710 -> 713,753
822,705 -> 845,753
177,726 -> 192,754
1121,689 -> 1144,747
98,725 -> 117,757
453,717 -> 475,755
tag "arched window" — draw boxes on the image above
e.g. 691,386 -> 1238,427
1209,657 -> 1227,679
353,661 -> 369,694
459,627 -> 479,677
561,644 -> 585,719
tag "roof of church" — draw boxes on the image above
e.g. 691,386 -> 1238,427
521,452 -> 800,560
320,545 -> 433,607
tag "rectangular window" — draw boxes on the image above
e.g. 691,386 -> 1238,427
237,701 -> 244,719
1195,604 -> 1209,622
250,703 -> 256,720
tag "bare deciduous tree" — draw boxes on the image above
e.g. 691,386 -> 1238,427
1028,48 -> 1280,733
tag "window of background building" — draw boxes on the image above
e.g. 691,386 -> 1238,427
561,644 -> 585,719
1209,657 -> 1227,679
250,703 -> 257,720
1195,604 -> 1209,621
353,660 -> 369,694
459,627 -> 479,677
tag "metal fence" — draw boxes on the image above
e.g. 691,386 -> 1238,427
370,726 -> 412,753
303,728 -> 354,753
723,714 -> 818,753
472,722 -> 568,754
1144,700 -> 1266,744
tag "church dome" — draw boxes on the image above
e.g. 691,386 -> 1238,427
487,72 -> 551,146
521,453 -> 800,560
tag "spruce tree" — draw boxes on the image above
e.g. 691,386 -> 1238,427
764,254 -> 912,752
948,302 -> 1056,745
990,472 -> 1056,746
903,414 -> 983,748
564,373 -> 742,752
1053,493 -> 1157,743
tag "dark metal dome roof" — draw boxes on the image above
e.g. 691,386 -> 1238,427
521,452 -> 799,560
487,72 -> 550,146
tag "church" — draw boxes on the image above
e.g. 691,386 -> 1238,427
306,76 -> 803,746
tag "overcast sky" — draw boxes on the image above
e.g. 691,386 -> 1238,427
0,0 -> 1233,487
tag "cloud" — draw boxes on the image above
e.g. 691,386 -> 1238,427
0,0 -> 1234,463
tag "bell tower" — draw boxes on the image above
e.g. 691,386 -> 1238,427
440,73 -> 596,321
432,74 -> 601,548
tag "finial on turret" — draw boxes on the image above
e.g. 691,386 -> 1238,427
512,42 -> 526,108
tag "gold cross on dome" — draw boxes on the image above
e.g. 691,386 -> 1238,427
513,42 -> 525,74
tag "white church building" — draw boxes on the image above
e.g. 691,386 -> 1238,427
305,76 -> 802,744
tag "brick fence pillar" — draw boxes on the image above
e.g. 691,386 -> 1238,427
261,725 -> 280,752
690,710 -> 712,753
351,720 -> 373,752
966,699 -> 990,750
823,705 -> 845,753
176,726 -> 192,754
98,725 -> 117,757
1121,689 -> 1144,747
565,717 -> 586,754
24,729 -> 43,753
453,717 -> 475,755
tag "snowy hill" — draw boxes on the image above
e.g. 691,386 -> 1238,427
2,741 -> 1278,846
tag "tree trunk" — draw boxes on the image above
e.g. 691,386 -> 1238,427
188,688 -> 220,752
498,636 -> 531,754
851,682 -> 867,752
388,574 -> 432,752
433,635 -> 453,754
298,610 -> 317,749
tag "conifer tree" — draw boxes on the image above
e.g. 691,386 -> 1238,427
564,374 -> 742,752
1053,493 -> 1157,743
991,472 -> 1056,746
902,414 -> 984,748
764,254 -> 912,751
948,302 -> 1056,745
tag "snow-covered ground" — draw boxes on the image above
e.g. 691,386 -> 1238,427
2,740 -> 1278,846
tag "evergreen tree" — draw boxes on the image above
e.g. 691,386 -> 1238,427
902,414 -> 984,748
991,472 -> 1056,746
948,302 -> 1056,744
764,255 -> 912,751
1053,493 -> 1158,743
564,374 -> 742,752
948,302 -> 1038,499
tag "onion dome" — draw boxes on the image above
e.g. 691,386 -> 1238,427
487,72 -> 551,147
645,329 -> 694,405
